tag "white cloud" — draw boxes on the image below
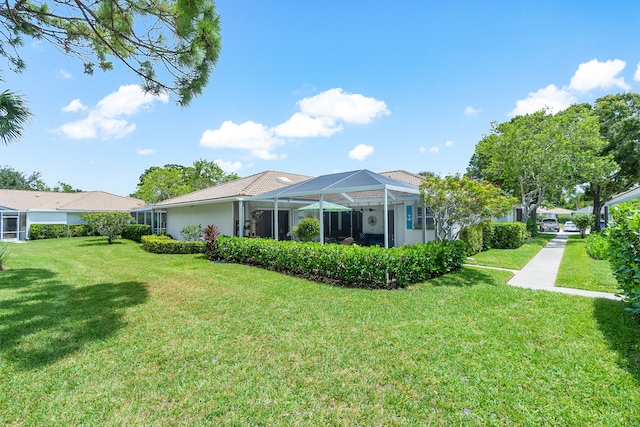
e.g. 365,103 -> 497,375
419,146 -> 426,153
569,59 -> 630,92
634,62 -> 640,81
200,120 -> 285,160
202,88 -> 389,159
136,148 -> 155,155
445,140 -> 455,147
214,159 -> 243,173
509,84 -> 577,116
429,146 -> 439,153
57,85 -> 168,140
57,69 -> 72,79
348,144 -> 374,161
464,106 -> 480,116
298,88 -> 390,124
61,99 -> 87,113
274,113 -> 342,138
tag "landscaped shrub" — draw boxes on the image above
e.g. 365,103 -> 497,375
607,200 -> 640,315
206,236 -> 466,289
141,235 -> 205,254
557,214 -> 572,224
29,224 -> 70,239
203,224 -> 221,260
291,217 -> 321,241
82,212 -> 135,244
585,232 -> 609,260
572,213 -> 595,238
122,224 -> 152,242
69,224 -> 93,237
180,224 -> 204,241
490,222 -> 527,249
459,222 -> 484,256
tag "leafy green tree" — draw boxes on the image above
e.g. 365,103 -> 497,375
419,174 -> 517,241
0,165 -> 48,190
571,213 -> 594,238
585,93 -> 640,231
468,107 -> 605,222
131,159 -> 238,203
52,181 -> 82,193
81,212 -> 133,244
180,224 -> 204,241
0,88 -> 30,145
0,0 -> 222,106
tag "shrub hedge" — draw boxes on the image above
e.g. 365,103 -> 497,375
607,200 -> 640,315
122,224 -> 152,242
585,232 -> 609,260
460,221 -> 527,255
141,235 -> 206,254
205,236 -> 466,289
29,224 -> 70,239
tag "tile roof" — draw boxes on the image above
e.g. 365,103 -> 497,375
0,189 -> 145,211
379,170 -> 425,186
156,171 -> 312,207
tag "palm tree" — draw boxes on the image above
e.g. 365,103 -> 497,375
0,89 -> 30,145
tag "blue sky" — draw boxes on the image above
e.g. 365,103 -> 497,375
3,1 -> 640,196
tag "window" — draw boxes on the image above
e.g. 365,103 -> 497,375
414,206 -> 434,230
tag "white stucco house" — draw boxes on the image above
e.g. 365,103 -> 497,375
0,189 -> 145,241
605,186 -> 640,221
155,169 -> 435,248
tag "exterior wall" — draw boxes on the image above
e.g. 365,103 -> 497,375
165,202 -> 234,240
28,211 -> 68,224
67,213 -> 88,225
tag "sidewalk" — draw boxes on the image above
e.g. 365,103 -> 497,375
505,233 -> 621,300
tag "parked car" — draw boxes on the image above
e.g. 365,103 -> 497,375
540,218 -> 560,232
563,221 -> 578,232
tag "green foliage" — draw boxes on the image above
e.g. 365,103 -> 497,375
490,222 -> 527,249
585,232 -> 610,260
572,213 -> 594,238
121,224 -> 151,243
206,237 -> 466,289
0,165 -> 48,190
419,174 -> 516,241
29,223 -> 69,239
460,221 -> 526,255
459,222 -> 485,256
81,212 -> 134,244
131,160 -> 239,203
468,107 -> 607,223
141,235 -> 205,254
1,0 -> 222,106
607,200 -> 640,315
68,224 -> 92,237
526,218 -> 539,237
0,89 -> 31,145
557,214 -> 572,224
291,217 -> 321,241
180,224 -> 204,241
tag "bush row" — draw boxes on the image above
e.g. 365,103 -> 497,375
141,235 -> 206,254
29,223 -> 151,242
121,224 -> 152,242
459,221 -> 527,256
607,200 -> 640,315
29,224 -> 93,240
205,236 -> 466,289
585,232 -> 609,260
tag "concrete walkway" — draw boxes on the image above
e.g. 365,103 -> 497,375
506,233 -> 621,300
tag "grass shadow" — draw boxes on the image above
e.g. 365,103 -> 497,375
593,298 -> 640,384
77,240 -> 125,247
0,268 -> 148,370
416,266 -> 512,288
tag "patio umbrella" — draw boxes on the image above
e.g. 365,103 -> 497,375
298,201 -> 352,212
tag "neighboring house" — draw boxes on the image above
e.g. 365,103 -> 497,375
156,169 -> 432,247
0,189 -> 145,241
605,186 -> 640,222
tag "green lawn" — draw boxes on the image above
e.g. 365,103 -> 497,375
556,235 -> 620,294
1,237 -> 639,425
466,234 -> 556,270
